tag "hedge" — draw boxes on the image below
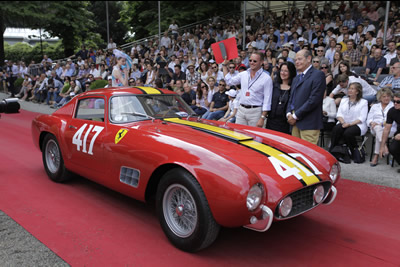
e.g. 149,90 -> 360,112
89,79 -> 108,90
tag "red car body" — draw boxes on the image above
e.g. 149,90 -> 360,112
32,87 -> 340,251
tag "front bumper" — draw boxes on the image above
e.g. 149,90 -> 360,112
244,184 -> 338,232
243,205 -> 274,232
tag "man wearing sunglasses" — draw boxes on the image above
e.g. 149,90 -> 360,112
380,92 -> 400,172
223,52 -> 272,127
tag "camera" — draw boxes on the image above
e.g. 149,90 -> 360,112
0,98 -> 20,114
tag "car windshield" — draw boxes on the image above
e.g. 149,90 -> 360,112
110,94 -> 196,123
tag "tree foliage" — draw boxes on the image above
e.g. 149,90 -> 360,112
119,1 -> 236,40
87,1 -> 128,47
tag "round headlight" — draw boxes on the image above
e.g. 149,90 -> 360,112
313,185 -> 325,204
329,163 -> 340,183
246,184 -> 263,211
278,196 -> 292,217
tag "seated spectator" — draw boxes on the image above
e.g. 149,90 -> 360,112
312,56 -> 321,70
17,75 -> 34,100
143,63 -> 156,87
389,45 -> 400,66
342,39 -> 362,67
379,92 -> 400,173
330,73 -> 377,106
202,79 -> 229,120
384,41 -> 397,67
323,89 -> 337,131
46,77 -> 64,106
205,76 -> 218,106
377,62 -> 400,92
367,88 -> 396,166
172,79 -> 184,94
168,64 -> 186,87
331,51 -> 342,77
333,60 -> 358,88
31,73 -> 48,103
104,76 -> 113,88
54,80 -> 82,108
329,82 -> 368,163
185,64 -> 200,87
365,48 -> 386,82
219,89 -> 239,123
320,58 -> 334,95
192,81 -> 209,116
181,83 -> 196,106
128,78 -> 136,87
130,64 -> 142,82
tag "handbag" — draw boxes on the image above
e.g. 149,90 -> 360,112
330,144 -> 351,164
352,137 -> 368,164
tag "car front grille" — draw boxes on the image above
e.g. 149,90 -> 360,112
274,181 -> 332,220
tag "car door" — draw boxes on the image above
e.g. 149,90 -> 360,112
64,96 -> 107,179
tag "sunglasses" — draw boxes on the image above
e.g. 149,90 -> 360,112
394,100 -> 400,104
313,61 -> 320,63
249,59 -> 258,63
321,66 -> 328,69
201,85 -> 207,88
213,66 -> 218,69
317,50 -> 324,52
219,84 -> 226,86
229,67 -> 235,69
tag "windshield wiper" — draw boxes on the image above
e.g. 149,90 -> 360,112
121,112 -> 155,122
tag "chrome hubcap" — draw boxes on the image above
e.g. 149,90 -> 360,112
163,184 -> 197,238
45,140 -> 60,174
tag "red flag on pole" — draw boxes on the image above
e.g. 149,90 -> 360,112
211,37 -> 239,64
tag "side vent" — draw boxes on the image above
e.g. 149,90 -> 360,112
120,167 -> 140,188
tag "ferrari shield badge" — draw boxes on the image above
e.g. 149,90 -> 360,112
115,129 -> 128,144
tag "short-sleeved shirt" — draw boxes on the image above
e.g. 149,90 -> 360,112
366,57 -> 386,74
212,91 -> 229,109
386,107 -> 400,135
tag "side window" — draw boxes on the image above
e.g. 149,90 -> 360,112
75,98 -> 105,122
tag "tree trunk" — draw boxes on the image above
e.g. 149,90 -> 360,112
0,15 -> 5,66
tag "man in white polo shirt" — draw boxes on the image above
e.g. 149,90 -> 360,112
223,52 -> 272,127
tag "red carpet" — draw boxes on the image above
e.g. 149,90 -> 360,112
1,110 -> 400,266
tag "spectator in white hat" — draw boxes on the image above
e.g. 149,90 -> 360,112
105,76 -> 113,88
219,88 -> 239,123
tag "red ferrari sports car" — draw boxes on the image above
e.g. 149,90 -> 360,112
32,87 -> 340,252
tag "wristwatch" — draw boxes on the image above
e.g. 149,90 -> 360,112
261,115 -> 267,120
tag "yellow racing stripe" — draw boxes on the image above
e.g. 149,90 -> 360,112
165,118 -> 320,186
137,87 -> 162,94
164,118 -> 253,141
240,140 -> 320,186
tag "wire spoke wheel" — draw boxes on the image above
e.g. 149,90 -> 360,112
163,184 -> 198,238
45,139 -> 61,174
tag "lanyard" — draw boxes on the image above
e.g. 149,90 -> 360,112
247,71 -> 262,92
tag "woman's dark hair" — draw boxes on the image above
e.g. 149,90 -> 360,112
196,81 -> 208,99
199,61 -> 208,72
339,60 -> 351,75
277,61 -> 297,85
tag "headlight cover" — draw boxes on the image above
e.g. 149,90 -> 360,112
246,184 -> 263,211
329,163 -> 340,183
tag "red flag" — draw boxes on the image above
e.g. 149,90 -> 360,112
211,37 -> 239,64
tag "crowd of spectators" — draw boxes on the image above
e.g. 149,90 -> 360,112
1,1 -> 400,169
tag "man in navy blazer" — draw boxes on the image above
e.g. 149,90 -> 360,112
286,49 -> 326,145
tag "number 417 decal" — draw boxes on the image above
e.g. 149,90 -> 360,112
72,123 -> 104,155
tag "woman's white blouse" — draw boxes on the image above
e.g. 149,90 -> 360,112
337,98 -> 369,135
323,97 -> 337,123
367,102 -> 397,135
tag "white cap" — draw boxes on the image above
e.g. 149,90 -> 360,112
298,37 -> 305,42
209,59 -> 215,63
225,89 -> 237,98
282,43 -> 291,47
108,76 -> 112,80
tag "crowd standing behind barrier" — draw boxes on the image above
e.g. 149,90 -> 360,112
1,1 -> 400,169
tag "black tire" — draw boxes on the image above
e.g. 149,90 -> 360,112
156,168 -> 220,252
42,134 -> 71,183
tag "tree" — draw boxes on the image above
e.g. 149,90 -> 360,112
0,1 -> 45,65
119,1 -> 236,40
42,1 -> 96,58
88,1 -> 129,47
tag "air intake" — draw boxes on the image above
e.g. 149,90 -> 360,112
120,167 -> 140,188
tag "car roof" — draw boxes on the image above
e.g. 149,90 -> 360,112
81,86 -> 177,98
